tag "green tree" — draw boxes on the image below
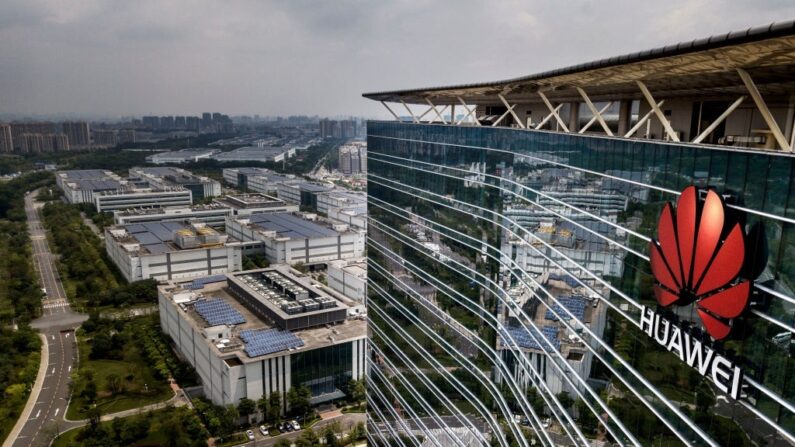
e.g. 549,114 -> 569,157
105,373 -> 123,396
348,378 -> 365,406
287,385 -> 312,418
237,397 -> 256,421
267,391 -> 282,424
296,427 -> 319,447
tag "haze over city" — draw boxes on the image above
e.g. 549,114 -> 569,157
1,0 -> 794,119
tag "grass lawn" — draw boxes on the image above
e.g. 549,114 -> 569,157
53,407 -> 200,447
66,322 -> 173,420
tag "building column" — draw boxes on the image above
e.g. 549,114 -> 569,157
618,100 -> 632,136
567,102 -> 580,133
784,93 -> 795,147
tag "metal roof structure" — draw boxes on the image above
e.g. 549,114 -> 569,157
248,213 -> 339,239
124,221 -> 188,254
363,20 -> 795,105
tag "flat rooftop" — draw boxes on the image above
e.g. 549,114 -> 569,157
245,213 -> 340,239
107,221 -> 231,255
160,268 -> 365,363
214,193 -> 290,209
58,169 -> 115,180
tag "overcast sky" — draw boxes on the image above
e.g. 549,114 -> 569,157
1,0 -> 793,120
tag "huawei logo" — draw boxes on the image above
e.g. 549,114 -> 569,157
649,186 -> 755,340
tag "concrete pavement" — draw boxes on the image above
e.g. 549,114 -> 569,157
4,190 -> 87,447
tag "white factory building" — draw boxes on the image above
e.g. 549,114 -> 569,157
326,258 -> 367,303
94,188 -> 193,212
158,266 -> 366,407
113,204 -> 234,228
146,148 -> 220,164
129,166 -> 221,201
224,212 -> 365,265
212,194 -> 299,216
105,221 -> 242,282
56,169 -> 194,212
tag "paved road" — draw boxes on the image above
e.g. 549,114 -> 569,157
7,191 -> 87,447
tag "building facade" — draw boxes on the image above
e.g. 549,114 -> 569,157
365,22 -> 795,447
158,267 -> 366,407
105,221 -> 242,282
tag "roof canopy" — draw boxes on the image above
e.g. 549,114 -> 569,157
363,20 -> 795,105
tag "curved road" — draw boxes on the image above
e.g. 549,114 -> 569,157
7,191 -> 87,447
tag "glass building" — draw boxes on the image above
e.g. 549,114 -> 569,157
364,22 -> 795,447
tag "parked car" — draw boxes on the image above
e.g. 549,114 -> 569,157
259,425 -> 269,436
286,422 -> 295,432
278,423 -> 286,433
245,430 -> 255,441
291,420 -> 301,430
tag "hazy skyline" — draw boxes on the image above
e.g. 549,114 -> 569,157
1,0 -> 794,120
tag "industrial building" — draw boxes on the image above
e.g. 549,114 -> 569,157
57,169 -> 194,212
113,204 -> 234,228
129,166 -> 221,201
212,146 -> 295,163
224,212 -> 364,264
146,148 -> 220,164
105,221 -> 242,282
364,21 -> 795,447
326,258 -> 367,303
276,182 -> 333,210
157,266 -> 366,407
316,190 -> 366,214
221,168 -> 297,194
212,193 -> 298,216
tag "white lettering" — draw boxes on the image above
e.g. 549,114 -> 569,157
640,306 -> 655,336
639,308 -> 744,402
654,316 -> 671,345
711,355 -> 733,395
730,366 -> 743,400
684,333 -> 715,376
666,326 -> 684,360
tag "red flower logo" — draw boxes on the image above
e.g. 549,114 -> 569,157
649,186 -> 749,340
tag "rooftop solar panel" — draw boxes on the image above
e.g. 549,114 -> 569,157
240,328 -> 304,357
544,296 -> 587,322
501,325 -> 560,351
194,299 -> 246,326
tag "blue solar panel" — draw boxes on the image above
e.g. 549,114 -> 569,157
544,296 -> 587,322
194,299 -> 246,326
188,275 -> 227,290
501,325 -> 560,351
240,328 -> 304,357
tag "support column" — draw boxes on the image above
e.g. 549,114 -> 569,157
568,102 -> 580,133
618,100 -> 632,136
784,93 -> 795,146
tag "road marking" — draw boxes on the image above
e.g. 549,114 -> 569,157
68,366 -> 71,372
34,409 -> 41,419
64,333 -> 69,338
54,408 -> 60,417
51,367 -> 55,374
51,335 -> 54,340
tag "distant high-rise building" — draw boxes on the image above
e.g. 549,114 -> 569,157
160,116 -> 175,129
92,129 -> 117,148
338,142 -> 367,174
0,124 -> 12,153
174,116 -> 186,129
142,116 -> 160,129
62,121 -> 90,148
118,129 -> 136,144
212,112 -> 222,123
185,116 -> 201,130
10,122 -> 56,150
320,118 -> 357,139
20,134 -> 44,153
50,134 -> 69,151
202,113 -> 212,127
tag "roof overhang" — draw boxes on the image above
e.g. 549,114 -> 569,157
363,21 -> 795,105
